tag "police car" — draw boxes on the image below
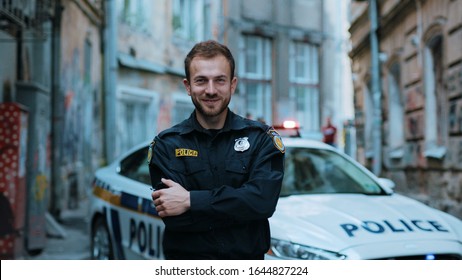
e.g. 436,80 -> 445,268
89,133 -> 462,260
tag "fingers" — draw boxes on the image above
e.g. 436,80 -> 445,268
151,190 -> 163,214
152,190 -> 172,217
152,196 -> 162,206
161,178 -> 175,188
150,178 -> 189,217
153,197 -> 166,217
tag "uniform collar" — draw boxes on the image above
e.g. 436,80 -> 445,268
180,109 -> 247,135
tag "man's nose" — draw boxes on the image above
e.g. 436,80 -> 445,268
205,80 -> 217,93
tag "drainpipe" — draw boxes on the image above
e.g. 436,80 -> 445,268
50,0 -> 64,217
103,0 -> 117,163
368,0 -> 382,176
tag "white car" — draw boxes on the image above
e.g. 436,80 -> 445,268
89,137 -> 462,260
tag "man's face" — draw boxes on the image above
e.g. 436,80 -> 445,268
184,55 -> 237,121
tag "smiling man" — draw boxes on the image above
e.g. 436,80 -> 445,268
148,40 -> 285,260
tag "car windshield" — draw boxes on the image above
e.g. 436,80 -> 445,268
281,147 -> 386,196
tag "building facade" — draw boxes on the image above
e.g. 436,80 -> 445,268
349,0 -> 462,218
0,0 -> 105,257
0,0 -> 353,258
112,0 -> 354,157
57,0 -> 105,213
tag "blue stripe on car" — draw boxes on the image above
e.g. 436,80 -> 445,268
120,192 -> 139,211
141,198 -> 158,216
110,208 -> 126,259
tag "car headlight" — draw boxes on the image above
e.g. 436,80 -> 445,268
269,239 -> 346,260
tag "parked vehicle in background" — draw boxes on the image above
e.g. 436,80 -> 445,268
89,131 -> 462,259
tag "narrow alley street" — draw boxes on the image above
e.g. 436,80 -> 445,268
26,199 -> 90,260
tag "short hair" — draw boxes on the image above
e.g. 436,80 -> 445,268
184,40 -> 235,81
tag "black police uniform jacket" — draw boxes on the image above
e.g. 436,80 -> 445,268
148,109 -> 285,259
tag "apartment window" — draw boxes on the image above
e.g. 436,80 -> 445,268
387,62 -> 405,158
124,102 -> 148,147
289,41 -> 320,133
239,35 -> 272,123
423,35 -> 446,159
119,0 -> 153,32
173,94 -> 195,125
117,86 -> 158,155
172,0 -> 205,41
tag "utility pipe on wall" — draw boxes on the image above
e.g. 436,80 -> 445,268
368,0 -> 383,176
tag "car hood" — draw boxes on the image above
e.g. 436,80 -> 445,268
270,193 -> 462,253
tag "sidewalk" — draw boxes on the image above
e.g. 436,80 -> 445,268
26,199 -> 91,260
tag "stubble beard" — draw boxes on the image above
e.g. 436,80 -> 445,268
192,94 -> 230,119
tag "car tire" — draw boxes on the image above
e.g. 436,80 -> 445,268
90,217 -> 114,260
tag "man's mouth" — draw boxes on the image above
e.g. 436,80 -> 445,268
203,99 -> 219,106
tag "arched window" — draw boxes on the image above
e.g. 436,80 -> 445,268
423,34 -> 447,159
387,62 -> 405,158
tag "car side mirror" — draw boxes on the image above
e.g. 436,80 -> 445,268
377,178 -> 395,191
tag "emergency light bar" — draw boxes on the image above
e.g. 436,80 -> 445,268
273,120 -> 300,137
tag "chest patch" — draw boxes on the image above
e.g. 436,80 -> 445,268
175,148 -> 199,157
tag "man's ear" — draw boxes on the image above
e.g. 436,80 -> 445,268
230,77 -> 238,95
183,79 -> 191,96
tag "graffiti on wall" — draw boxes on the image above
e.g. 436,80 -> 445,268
61,49 -> 81,167
61,48 -> 98,160
60,47 -> 99,203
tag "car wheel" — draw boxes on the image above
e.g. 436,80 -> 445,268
91,217 -> 114,260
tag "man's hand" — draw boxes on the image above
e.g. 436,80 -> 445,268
152,178 -> 191,218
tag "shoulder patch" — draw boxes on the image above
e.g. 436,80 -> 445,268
267,129 -> 285,153
147,140 -> 155,164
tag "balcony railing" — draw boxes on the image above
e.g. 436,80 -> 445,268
0,0 -> 55,34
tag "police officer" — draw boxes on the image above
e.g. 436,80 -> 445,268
148,40 -> 285,260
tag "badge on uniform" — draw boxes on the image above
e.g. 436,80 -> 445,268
234,137 -> 250,152
268,129 -> 285,153
147,140 -> 155,164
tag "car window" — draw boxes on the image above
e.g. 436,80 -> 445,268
119,147 -> 151,185
281,147 -> 385,196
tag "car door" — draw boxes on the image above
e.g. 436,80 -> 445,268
110,146 -> 165,259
